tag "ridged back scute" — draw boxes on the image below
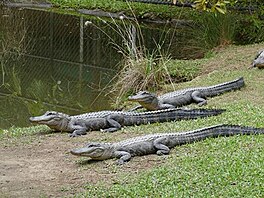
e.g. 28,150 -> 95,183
115,124 -> 264,148
159,77 -> 245,99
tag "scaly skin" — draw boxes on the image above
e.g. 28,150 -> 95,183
29,108 -> 224,137
70,124 -> 264,164
128,77 -> 245,111
251,49 -> 264,68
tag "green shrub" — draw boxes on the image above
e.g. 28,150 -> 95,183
235,15 -> 264,44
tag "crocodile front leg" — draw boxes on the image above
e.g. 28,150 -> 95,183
128,105 -> 143,111
69,121 -> 88,137
158,103 -> 176,110
191,91 -> 207,106
114,150 -> 132,165
70,129 -> 87,137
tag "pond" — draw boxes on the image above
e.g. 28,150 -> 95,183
0,4 -> 199,129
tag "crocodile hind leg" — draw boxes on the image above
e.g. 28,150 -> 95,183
101,117 -> 122,132
153,137 -> 170,155
191,91 -> 207,106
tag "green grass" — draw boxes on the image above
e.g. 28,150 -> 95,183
74,43 -> 264,197
82,135 -> 263,197
0,125 -> 49,140
167,58 -> 202,82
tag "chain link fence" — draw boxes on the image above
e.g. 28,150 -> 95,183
0,5 -> 125,127
0,4 -> 195,128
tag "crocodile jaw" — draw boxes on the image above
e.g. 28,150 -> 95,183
252,58 -> 264,68
29,111 -> 70,131
29,114 -> 56,124
253,62 -> 264,68
70,143 -> 114,160
252,50 -> 264,68
128,91 -> 155,102
128,91 -> 160,110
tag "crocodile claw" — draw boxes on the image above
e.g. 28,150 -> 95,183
69,133 -> 78,138
117,159 -> 125,165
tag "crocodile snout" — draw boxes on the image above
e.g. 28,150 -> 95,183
29,117 -> 36,123
127,95 -> 135,100
29,116 -> 44,123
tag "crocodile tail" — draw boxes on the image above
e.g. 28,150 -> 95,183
215,124 -> 264,136
166,108 -> 225,120
138,108 -> 225,124
194,124 -> 264,140
203,77 -> 245,97
178,124 -> 264,144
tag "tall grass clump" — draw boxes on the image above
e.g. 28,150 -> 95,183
111,48 -> 172,106
1,11 -> 28,94
95,14 -> 173,107
187,12 -> 237,55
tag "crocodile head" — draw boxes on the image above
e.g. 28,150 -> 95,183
252,49 -> 264,68
29,111 -> 70,131
128,91 -> 159,110
70,142 -> 114,160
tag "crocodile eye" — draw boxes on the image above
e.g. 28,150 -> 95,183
46,112 -> 55,116
140,91 -> 148,94
86,143 -> 97,147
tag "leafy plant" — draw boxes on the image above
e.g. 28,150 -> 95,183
194,0 -> 229,14
235,15 -> 264,44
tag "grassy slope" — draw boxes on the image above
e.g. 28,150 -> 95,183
1,43 -> 263,197
79,43 -> 264,197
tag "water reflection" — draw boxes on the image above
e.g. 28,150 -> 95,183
0,6 -> 121,128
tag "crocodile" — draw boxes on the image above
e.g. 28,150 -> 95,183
70,124 -> 264,164
29,108 -> 224,137
251,49 -> 264,68
128,77 -> 245,111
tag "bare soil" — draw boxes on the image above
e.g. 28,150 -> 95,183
0,131 -> 166,197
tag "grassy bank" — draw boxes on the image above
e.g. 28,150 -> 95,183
49,0 -> 198,20
4,0 -> 198,20
0,42 -> 263,197
79,43 -> 264,197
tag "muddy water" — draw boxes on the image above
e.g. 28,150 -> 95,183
0,5 -> 196,129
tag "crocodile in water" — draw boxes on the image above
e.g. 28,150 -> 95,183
70,124 -> 264,164
128,77 -> 245,111
29,108 -> 224,137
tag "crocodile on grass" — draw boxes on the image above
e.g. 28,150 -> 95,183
70,124 -> 264,164
251,49 -> 264,68
29,108 -> 224,137
128,77 -> 245,111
